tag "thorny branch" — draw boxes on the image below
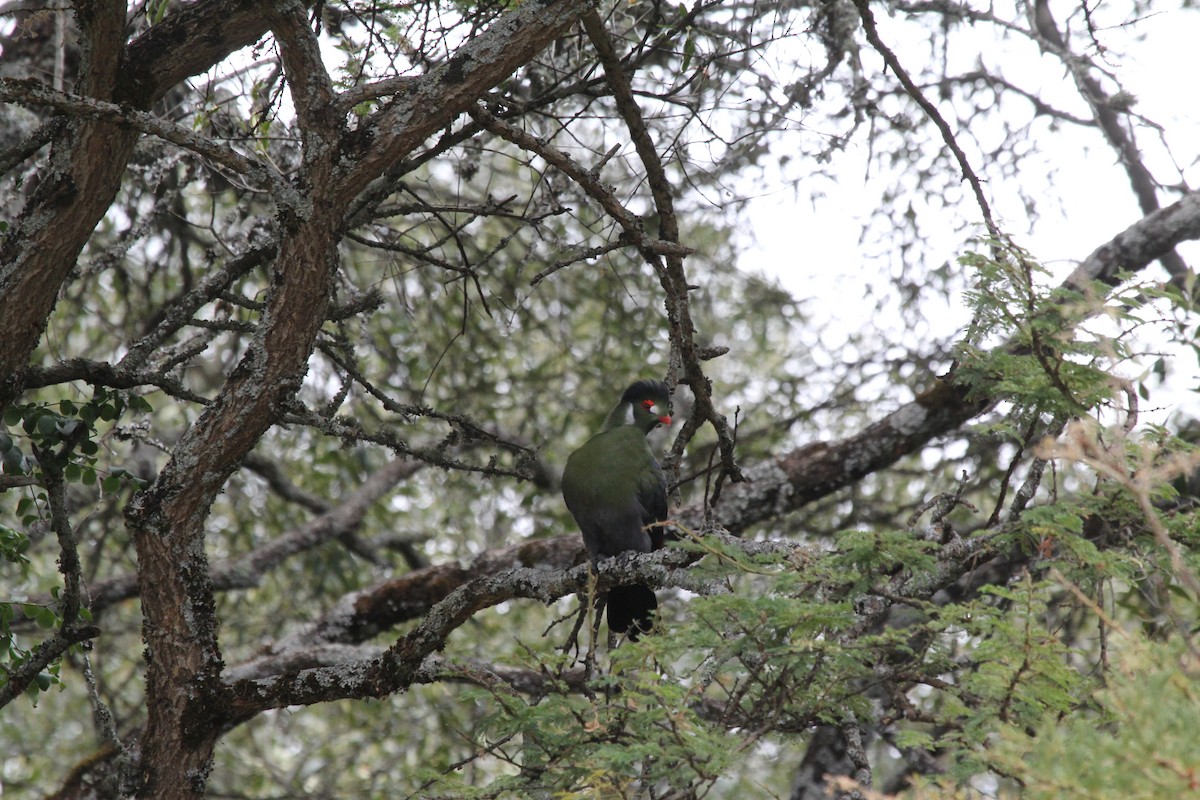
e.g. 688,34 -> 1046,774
581,9 -> 745,497
851,0 -> 999,243
467,105 -> 693,263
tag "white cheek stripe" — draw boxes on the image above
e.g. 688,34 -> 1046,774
624,403 -> 634,425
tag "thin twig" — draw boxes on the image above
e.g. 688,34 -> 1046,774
851,0 -> 999,242
581,9 -> 744,488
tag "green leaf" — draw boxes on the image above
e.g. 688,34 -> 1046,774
681,29 -> 697,72
0,524 -> 30,563
149,0 -> 169,24
3,447 -> 26,473
36,414 -> 58,438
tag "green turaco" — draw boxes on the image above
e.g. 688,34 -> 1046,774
562,379 -> 673,639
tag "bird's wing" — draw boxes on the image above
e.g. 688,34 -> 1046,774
638,458 -> 668,549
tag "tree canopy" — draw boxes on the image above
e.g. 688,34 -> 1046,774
1,0 -> 1198,797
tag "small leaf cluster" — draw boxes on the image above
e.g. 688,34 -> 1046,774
0,597 -> 75,705
1,389 -> 151,490
1,388 -> 149,705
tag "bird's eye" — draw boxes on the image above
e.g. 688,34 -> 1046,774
642,399 -> 655,411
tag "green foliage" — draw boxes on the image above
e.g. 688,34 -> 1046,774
0,522 -> 29,566
0,387 -> 150,705
405,501 -> 1196,798
988,634 -> 1200,800
429,557 -> 869,796
830,528 -> 942,587
954,242 -> 1121,425
1,389 -> 152,483
468,673 -> 744,796
922,582 -> 1093,780
146,0 -> 169,25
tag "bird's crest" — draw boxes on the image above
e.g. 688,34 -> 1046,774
619,379 -> 671,406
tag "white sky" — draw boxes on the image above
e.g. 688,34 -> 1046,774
737,4 -> 1200,427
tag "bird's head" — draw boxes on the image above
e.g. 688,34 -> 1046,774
604,379 -> 673,433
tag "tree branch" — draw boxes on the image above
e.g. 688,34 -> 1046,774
1030,0 -> 1190,289
222,550 -> 698,716
0,436 -> 101,710
0,78 -> 296,207
581,9 -> 744,495
853,0 -> 999,241
340,0 -> 599,207
467,105 -> 692,262
0,0 -> 276,411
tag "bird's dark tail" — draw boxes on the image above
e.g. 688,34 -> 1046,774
606,583 -> 657,640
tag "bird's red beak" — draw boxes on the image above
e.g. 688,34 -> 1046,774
658,414 -> 672,426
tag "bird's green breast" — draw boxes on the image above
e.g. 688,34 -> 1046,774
563,426 -> 655,504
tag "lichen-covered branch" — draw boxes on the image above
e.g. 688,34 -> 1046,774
0,78 -> 295,206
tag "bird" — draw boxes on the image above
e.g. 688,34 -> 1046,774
562,379 -> 672,640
